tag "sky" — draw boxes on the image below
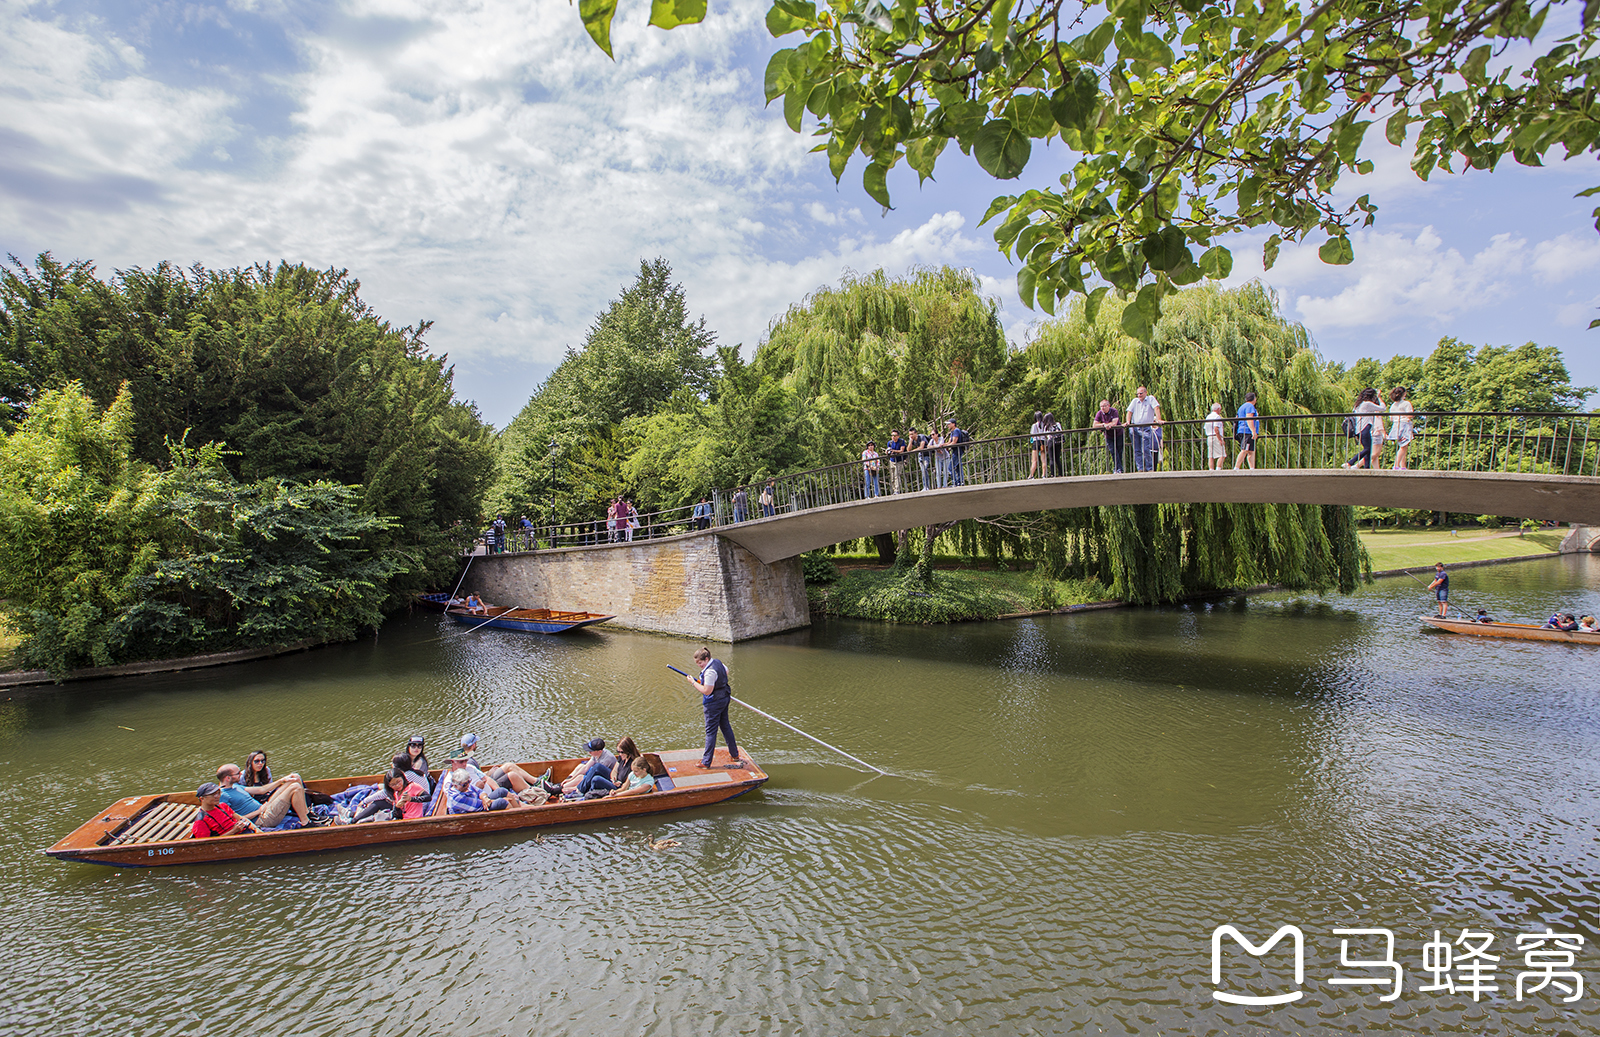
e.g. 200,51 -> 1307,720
3,0 -> 1597,429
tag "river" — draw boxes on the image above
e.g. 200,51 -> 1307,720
6,555 -> 1598,1036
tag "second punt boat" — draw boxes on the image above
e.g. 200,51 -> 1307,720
44,749 -> 764,867
446,605 -> 615,634
1420,615 -> 1600,644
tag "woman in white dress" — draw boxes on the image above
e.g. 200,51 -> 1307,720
1388,386 -> 1415,470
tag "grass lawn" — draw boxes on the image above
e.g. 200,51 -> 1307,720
1359,528 -> 1565,573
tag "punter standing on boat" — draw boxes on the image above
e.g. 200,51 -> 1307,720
688,647 -> 741,769
1428,563 -> 1449,617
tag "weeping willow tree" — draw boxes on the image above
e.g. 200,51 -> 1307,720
755,266 -> 1009,465
991,281 -> 1366,603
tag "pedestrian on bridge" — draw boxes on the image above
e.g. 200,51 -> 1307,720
1043,412 -> 1063,477
1127,387 -> 1163,472
1028,411 -> 1046,478
1388,386 -> 1415,470
944,420 -> 970,485
1205,404 -> 1227,470
732,486 -> 748,523
861,440 -> 882,498
1342,388 -> 1384,470
1093,400 -> 1124,473
886,429 -> 906,494
1234,392 -> 1260,470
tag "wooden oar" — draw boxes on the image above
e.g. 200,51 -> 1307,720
666,665 -> 887,776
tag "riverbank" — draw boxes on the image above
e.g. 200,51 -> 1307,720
0,640 -> 323,690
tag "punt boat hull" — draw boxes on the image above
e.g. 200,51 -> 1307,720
44,749 -> 764,867
446,606 -> 615,634
1420,616 -> 1600,643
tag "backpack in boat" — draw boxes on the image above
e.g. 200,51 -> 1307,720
1340,415 -> 1357,439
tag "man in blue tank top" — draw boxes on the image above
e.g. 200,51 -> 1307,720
688,647 -> 743,769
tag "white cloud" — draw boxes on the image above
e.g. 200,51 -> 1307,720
1556,295 -> 1600,328
1531,233 -> 1600,282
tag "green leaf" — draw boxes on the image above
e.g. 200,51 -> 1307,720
649,0 -> 707,29
974,119 -> 1032,179
1589,318 -> 1600,329
1084,285 -> 1110,324
980,195 -> 1018,225
863,162 -> 893,209
1008,93 -> 1056,137
784,90 -> 807,132
1318,235 -> 1354,265
1017,265 -> 1038,310
1120,284 -> 1160,341
579,0 -> 619,58
906,136 -> 946,183
1263,233 -> 1282,271
1050,69 -> 1100,132
1082,19 -> 1115,63
1169,259 -> 1203,286
990,0 -> 1015,45
1140,226 -> 1190,272
1096,244 -> 1139,291
1385,112 -> 1410,147
766,0 -> 815,36
764,49 -> 795,103
1460,44 -> 1492,84
1198,245 -> 1233,278
975,42 -> 1000,73
1575,185 -> 1600,198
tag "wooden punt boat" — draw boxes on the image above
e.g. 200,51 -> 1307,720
446,605 -> 614,634
1421,616 -> 1600,644
44,749 -> 764,867
413,591 -> 456,611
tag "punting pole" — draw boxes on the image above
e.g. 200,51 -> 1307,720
447,552 -> 474,604
667,665 -> 887,776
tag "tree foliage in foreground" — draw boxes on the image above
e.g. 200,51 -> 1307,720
0,254 -> 495,597
0,386 -> 403,676
579,0 -> 1600,332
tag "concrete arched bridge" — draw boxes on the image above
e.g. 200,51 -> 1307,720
463,410 -> 1599,640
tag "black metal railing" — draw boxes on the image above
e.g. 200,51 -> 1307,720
472,410 -> 1596,552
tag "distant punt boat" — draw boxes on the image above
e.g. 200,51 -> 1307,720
45,749 -> 764,867
447,605 -> 615,634
414,592 -> 456,611
1421,616 -> 1600,644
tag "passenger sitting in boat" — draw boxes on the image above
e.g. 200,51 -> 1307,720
563,738 -> 616,795
217,764 -> 326,829
454,734 -> 546,795
1545,612 -> 1579,631
1474,608 -> 1495,623
353,770 -> 429,823
579,736 -> 640,797
465,594 -> 488,615
444,768 -> 516,812
391,736 -> 432,795
1580,616 -> 1599,633
606,756 -> 657,799
192,781 -> 259,837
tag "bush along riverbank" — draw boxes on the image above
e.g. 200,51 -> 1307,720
806,554 -> 1112,624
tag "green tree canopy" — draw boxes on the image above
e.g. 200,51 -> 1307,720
0,254 -> 494,595
580,0 -> 1600,332
491,258 -> 721,520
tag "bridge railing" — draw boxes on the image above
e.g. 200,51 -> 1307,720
478,410 -> 1595,552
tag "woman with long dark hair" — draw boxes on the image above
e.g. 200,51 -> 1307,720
1343,387 -> 1384,470
580,736 -> 641,797
391,736 -> 432,795
241,750 -> 272,789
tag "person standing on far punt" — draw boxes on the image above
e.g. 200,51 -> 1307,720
1126,387 -> 1162,473
1204,404 -> 1227,470
1388,386 -> 1415,470
687,647 -> 744,770
1092,399 -> 1124,473
1427,562 -> 1449,618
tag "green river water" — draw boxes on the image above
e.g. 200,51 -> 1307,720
5,555 -> 1598,1036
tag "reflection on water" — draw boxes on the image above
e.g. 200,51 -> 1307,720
6,556 -> 1598,1035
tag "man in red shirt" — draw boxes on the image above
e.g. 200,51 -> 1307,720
191,781 -> 259,838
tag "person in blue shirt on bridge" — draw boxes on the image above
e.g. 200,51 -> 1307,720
885,430 -> 907,494
1234,392 -> 1260,470
944,420 -> 970,485
692,496 -> 712,530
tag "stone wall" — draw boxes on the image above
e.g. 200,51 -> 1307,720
457,533 -> 810,642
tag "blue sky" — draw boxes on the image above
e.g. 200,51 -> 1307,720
3,0 -> 1597,428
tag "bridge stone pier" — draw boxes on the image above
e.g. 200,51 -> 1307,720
458,533 -> 809,642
